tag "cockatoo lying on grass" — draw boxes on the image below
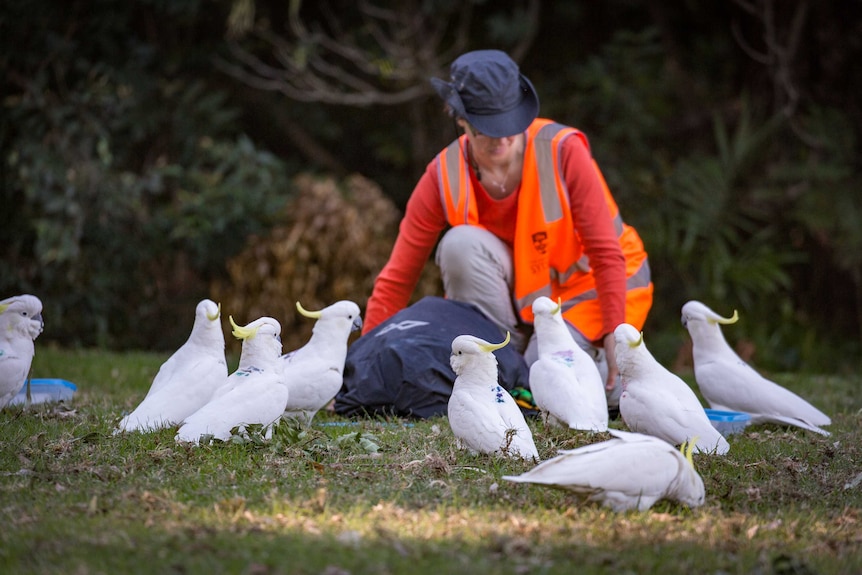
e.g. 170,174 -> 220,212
0,295 -> 44,408
176,316 -> 287,443
529,297 -> 608,432
681,300 -> 831,436
448,332 -> 539,460
116,299 -> 228,432
615,323 -> 730,455
503,429 -> 705,512
281,300 -> 362,425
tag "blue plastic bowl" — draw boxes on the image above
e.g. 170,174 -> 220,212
705,408 -> 751,436
11,378 -> 77,405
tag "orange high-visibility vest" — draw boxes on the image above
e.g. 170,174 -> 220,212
436,118 -> 653,341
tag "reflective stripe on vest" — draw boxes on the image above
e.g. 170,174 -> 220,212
438,139 -> 475,224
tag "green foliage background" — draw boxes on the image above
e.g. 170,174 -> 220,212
2,0 -> 861,372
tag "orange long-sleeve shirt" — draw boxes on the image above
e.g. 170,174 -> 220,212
364,131 -> 627,343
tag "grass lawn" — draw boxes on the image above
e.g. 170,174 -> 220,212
1,346 -> 860,574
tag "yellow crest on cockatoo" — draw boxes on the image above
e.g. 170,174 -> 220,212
229,316 -> 260,340
0,303 -> 9,314
552,297 -> 562,315
296,301 -> 322,319
680,437 -> 698,467
477,331 -> 510,353
707,309 -> 739,326
206,302 -> 221,321
627,331 -> 644,349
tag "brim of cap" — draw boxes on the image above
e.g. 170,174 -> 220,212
463,74 -> 539,138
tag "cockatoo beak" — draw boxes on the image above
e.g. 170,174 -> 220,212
206,302 -> 221,321
552,297 -> 562,316
229,315 -> 260,340
478,331 -> 511,353
628,331 -> 644,349
296,301 -> 322,319
708,310 -> 739,326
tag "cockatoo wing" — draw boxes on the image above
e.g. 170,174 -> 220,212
145,352 -> 193,399
530,358 -> 608,432
448,389 -> 506,454
116,358 -> 230,432
569,346 -> 605,386
621,383 -> 692,446
530,358 -> 579,424
282,349 -> 343,414
281,365 -> 341,425
695,360 -> 830,434
176,373 -> 288,443
0,349 -> 32,407
494,391 -> 539,459
448,387 -> 538,460
569,348 -> 612,427
621,373 -> 729,455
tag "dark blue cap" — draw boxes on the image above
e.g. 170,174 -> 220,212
431,50 -> 539,138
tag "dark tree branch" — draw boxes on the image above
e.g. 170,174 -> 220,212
731,0 -> 820,146
217,0 -> 539,107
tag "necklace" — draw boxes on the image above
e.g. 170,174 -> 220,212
469,142 -> 520,198
478,163 -> 513,196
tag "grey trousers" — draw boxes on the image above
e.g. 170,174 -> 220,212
435,225 -> 621,406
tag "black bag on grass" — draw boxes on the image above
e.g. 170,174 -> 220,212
333,296 -> 530,419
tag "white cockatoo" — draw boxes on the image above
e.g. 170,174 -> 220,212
615,323 -> 730,455
503,429 -> 705,512
115,299 -> 228,433
280,300 -> 362,425
176,316 -> 288,443
503,429 -> 706,512
681,300 -> 831,436
529,296 -> 608,432
0,294 -> 44,408
448,332 -> 539,460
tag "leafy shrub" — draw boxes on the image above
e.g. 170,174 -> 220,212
3,58 -> 292,350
